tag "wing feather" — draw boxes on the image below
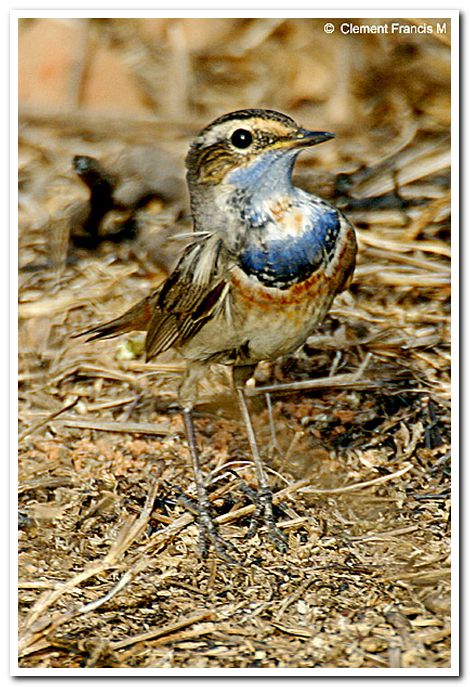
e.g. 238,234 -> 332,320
145,235 -> 230,360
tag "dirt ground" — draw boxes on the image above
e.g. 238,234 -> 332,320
18,18 -> 452,670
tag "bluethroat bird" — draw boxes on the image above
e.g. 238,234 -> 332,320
80,109 -> 357,563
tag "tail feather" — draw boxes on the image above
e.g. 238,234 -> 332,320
74,291 -> 160,342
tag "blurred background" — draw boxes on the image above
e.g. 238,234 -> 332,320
18,16 -> 451,272
18,17 -> 451,146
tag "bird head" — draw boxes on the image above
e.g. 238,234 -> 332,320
186,108 -> 334,191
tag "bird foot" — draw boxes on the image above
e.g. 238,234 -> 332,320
175,488 -> 239,565
237,481 -> 288,552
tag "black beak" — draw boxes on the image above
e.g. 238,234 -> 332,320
295,129 -> 336,147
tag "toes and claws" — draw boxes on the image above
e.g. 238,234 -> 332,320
175,478 -> 288,563
174,487 -> 239,565
242,484 -> 288,553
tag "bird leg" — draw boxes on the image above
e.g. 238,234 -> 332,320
265,392 -> 279,453
182,408 -> 237,565
181,407 -> 238,563
233,365 -> 288,552
179,365 -> 237,564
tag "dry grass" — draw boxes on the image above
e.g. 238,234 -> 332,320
18,18 -> 451,669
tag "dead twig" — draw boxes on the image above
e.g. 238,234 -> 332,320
55,417 -> 172,436
110,610 -> 216,651
246,372 -> 391,396
18,396 -> 80,442
299,463 -> 413,495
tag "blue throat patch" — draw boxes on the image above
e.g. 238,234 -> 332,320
238,208 -> 340,289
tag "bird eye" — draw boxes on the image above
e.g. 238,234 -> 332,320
230,128 -> 253,149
